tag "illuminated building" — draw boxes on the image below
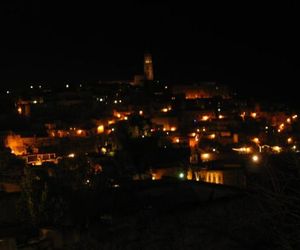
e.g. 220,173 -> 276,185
144,53 -> 154,81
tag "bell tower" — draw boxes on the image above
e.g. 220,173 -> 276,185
144,53 -> 154,81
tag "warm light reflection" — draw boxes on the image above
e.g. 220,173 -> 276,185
202,115 -> 209,121
272,146 -> 282,153
287,137 -> 293,144
251,112 -> 257,118
252,154 -> 259,163
170,126 -> 176,132
232,147 -> 252,154
101,147 -> 107,154
76,129 -> 83,135
97,125 -> 104,134
209,133 -> 216,139
252,137 -> 260,144
201,153 -> 211,161
240,112 -> 246,119
17,107 -> 22,114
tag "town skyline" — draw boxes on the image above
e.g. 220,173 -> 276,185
1,1 -> 298,100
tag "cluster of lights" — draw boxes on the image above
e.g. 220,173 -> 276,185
161,106 -> 172,113
277,115 -> 297,133
232,147 -> 252,154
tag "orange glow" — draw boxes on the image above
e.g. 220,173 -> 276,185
76,129 -> 83,135
203,171 -> 223,184
139,110 -> 143,115
240,112 -> 246,119
97,125 -> 104,134
252,137 -> 260,144
287,118 -> 291,123
251,112 -> 257,118
189,138 -> 197,147
170,126 -> 176,131
173,138 -> 180,143
252,154 -> 259,163
292,115 -> 298,119
187,169 -> 193,180
287,137 -> 293,144
17,107 -> 22,114
209,133 -> 216,139
108,120 -> 115,125
272,146 -> 282,153
201,153 -> 211,161
218,115 -> 224,119
232,147 -> 252,154
202,115 -> 209,121
161,108 -> 169,113
5,135 -> 26,155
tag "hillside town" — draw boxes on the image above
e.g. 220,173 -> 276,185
1,54 -> 300,249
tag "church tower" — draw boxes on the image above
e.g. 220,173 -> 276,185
144,53 -> 154,81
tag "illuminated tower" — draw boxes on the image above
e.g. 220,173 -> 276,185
144,53 -> 154,81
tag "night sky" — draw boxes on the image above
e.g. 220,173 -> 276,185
1,1 -> 298,100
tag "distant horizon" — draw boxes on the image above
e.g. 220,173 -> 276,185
1,1 -> 298,101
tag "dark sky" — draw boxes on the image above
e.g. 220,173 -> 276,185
0,1 -> 298,100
